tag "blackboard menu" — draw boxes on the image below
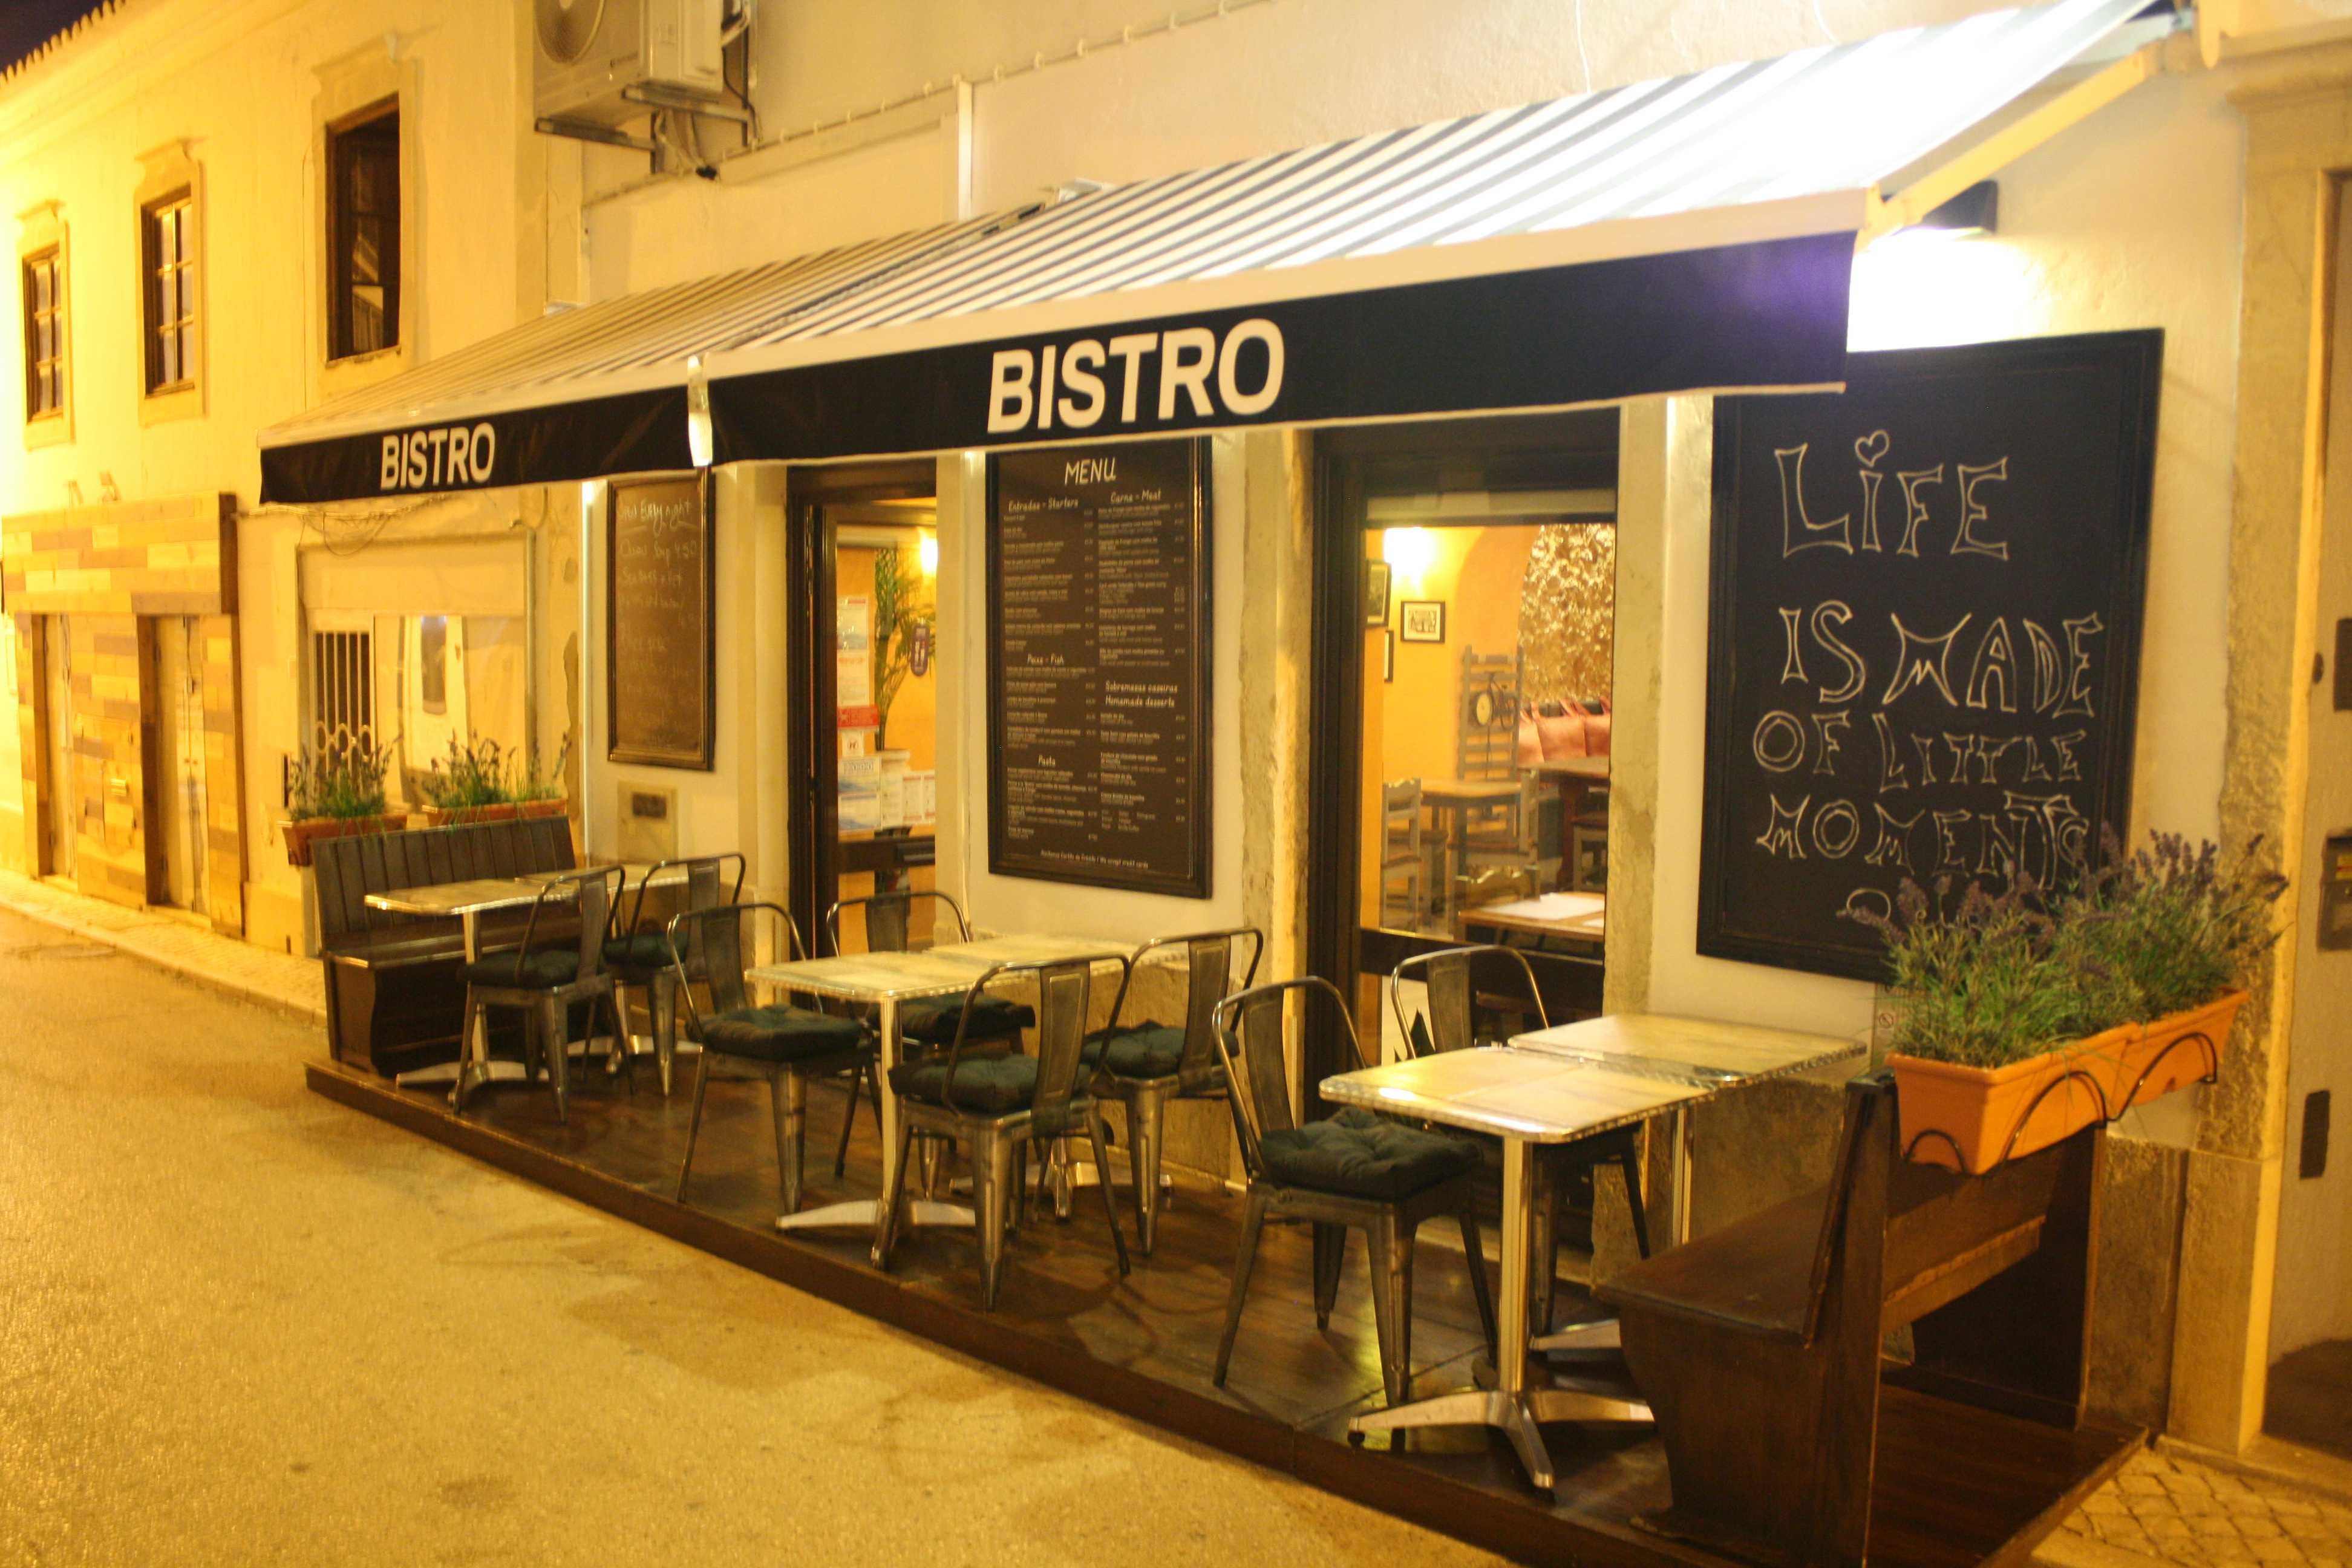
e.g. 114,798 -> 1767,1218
1699,332 -> 2160,981
606,474 -> 714,769
987,439 -> 1212,897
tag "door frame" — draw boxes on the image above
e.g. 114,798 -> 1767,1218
1304,413 -> 1621,1082
785,459 -> 937,951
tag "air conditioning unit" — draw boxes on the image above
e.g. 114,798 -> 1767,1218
534,0 -> 725,131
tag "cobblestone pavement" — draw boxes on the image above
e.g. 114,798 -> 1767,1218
2045,1446 -> 2352,1568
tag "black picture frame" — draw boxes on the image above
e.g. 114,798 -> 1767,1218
1365,560 -> 1391,626
606,472 -> 716,769
984,437 -> 1214,898
1399,599 -> 1447,643
1696,330 -> 2161,980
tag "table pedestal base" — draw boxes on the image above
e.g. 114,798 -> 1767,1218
775,1198 -> 977,1264
1530,1318 -> 1622,1354
1345,1382 -> 1652,1491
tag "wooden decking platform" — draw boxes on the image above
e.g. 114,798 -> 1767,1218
307,1055 -> 2141,1566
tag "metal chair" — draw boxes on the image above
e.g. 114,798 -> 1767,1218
1380,779 -> 1426,927
670,903 -> 876,1215
604,852 -> 744,1096
1389,945 -> 1651,1338
1569,788 -> 1610,892
1083,927 -> 1264,1255
1209,976 -> 1498,1411
457,865 -> 628,1123
875,957 -> 1132,1309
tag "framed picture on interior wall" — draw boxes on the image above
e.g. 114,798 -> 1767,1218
1365,560 -> 1391,626
1382,630 -> 1395,682
606,472 -> 716,769
1399,599 -> 1446,644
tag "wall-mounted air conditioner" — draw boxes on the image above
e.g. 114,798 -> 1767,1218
534,0 -> 726,132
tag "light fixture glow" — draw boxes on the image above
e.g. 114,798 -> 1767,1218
918,530 -> 939,577
1382,525 -> 1436,590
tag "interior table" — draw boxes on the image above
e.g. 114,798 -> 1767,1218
1416,777 -> 1525,920
1525,755 -> 1609,890
744,933 -> 1135,1263
1320,1013 -> 1861,1494
1460,890 -> 1606,952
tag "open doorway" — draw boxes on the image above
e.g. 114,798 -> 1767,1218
1308,411 -> 1621,1065
787,462 -> 945,954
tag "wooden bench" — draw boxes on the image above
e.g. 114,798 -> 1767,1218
313,817 -> 576,1076
1597,1070 -> 2103,1567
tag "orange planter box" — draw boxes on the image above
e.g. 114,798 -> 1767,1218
282,813 -> 405,867
1889,993 -> 2242,1174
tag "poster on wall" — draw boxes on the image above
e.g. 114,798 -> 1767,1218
1697,330 -> 2160,981
987,437 -> 1212,898
606,474 -> 715,769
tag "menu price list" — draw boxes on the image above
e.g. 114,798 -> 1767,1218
989,439 -> 1208,895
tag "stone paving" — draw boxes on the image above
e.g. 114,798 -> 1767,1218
0,868 -> 322,1022
2043,1446 -> 2352,1568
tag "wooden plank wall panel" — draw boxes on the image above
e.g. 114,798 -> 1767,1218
201,612 -> 246,936
13,615 -> 47,874
68,613 -> 151,908
0,495 -> 235,616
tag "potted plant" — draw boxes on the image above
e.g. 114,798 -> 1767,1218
1856,835 -> 2283,1174
417,734 -> 572,827
281,727 -> 402,867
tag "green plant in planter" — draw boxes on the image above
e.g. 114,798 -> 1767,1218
1854,875 -> 2115,1068
287,727 -> 394,820
2053,831 -> 2286,1021
417,733 -> 572,810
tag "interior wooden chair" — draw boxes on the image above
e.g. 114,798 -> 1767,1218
1080,927 -> 1264,1255
1209,976 -> 1498,1414
875,956 -> 1132,1309
670,902 -> 876,1215
1379,779 -> 1426,927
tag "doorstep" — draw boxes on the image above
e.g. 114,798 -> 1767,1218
0,869 -> 324,1024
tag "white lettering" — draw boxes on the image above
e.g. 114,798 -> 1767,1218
381,436 -> 402,491
1037,344 -> 1059,432
1216,318 -> 1284,416
1057,339 -> 1106,428
987,350 -> 1036,434
470,423 -> 494,481
1106,334 -> 1156,423
1158,327 -> 1216,420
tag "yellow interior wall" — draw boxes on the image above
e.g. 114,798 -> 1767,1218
834,538 -> 939,774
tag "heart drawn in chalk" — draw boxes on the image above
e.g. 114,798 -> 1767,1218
1854,430 -> 1891,468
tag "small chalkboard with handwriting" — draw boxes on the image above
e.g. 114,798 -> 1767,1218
1699,331 -> 2160,981
606,474 -> 714,769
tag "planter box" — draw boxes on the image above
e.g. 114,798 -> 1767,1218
283,814 -> 405,867
423,799 -> 569,828
1891,993 -> 2244,1174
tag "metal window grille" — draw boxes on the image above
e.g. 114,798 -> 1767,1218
309,629 -> 373,752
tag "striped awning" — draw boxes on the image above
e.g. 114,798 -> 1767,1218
259,0 -> 2172,503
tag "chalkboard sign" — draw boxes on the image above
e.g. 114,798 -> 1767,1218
1699,331 -> 2160,981
987,438 -> 1212,898
606,474 -> 714,769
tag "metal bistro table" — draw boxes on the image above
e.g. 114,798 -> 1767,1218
370,863 -> 684,1106
1321,1013 -> 1860,1494
745,933 -> 1134,1263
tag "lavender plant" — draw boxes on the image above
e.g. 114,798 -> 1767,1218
287,725 -> 393,820
2053,831 -> 2285,1020
1852,875 -> 2111,1068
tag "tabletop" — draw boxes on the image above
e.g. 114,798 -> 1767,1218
1463,892 -> 1606,941
1511,1013 -> 1861,1085
747,935 -> 1135,1002
365,878 -> 563,918
1526,756 -> 1611,781
1320,1014 -> 1863,1143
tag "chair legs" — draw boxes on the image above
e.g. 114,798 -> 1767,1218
975,1131 -> 1016,1310
1213,1187 -> 1270,1388
875,1116 -> 918,1270
832,1062 -> 880,1178
1364,1216 -> 1414,1412
1312,1223 -> 1348,1330
1122,1083 -> 1170,1256
1456,1206 -> 1500,1361
1085,1111 -> 1131,1279
1619,1145 -> 1654,1259
675,1044 -> 714,1201
539,995 -> 569,1123
771,1068 -> 807,1214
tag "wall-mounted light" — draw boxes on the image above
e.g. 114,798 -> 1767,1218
1901,179 -> 1999,241
918,530 -> 939,577
686,355 -> 713,468
1383,525 -> 1436,591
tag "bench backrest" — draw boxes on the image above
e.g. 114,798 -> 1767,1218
312,817 -> 577,941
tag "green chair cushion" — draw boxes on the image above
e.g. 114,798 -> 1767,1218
463,950 -> 581,990
1082,1023 -> 1189,1080
1258,1108 -> 1481,1201
889,1053 -> 1039,1115
697,1005 -> 871,1064
899,994 -> 1036,1046
601,930 -> 677,976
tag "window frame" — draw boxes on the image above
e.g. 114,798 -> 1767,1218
325,100 -> 401,365
131,141 -> 203,425
140,189 -> 197,397
21,246 -> 64,423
